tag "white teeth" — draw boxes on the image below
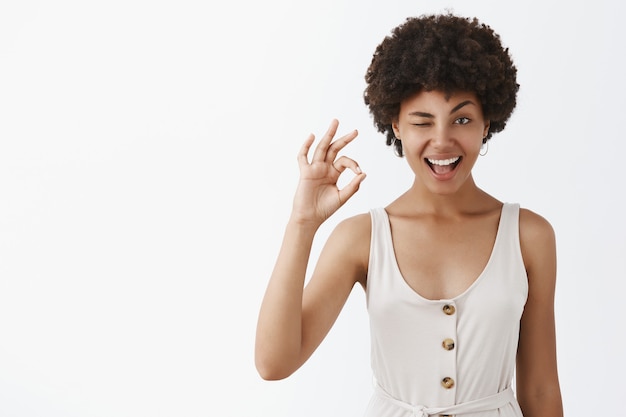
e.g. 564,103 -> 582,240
427,157 -> 460,166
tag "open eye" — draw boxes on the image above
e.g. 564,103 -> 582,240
455,117 -> 471,125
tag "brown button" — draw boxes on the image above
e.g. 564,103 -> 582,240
442,304 -> 456,315
441,377 -> 455,389
442,338 -> 455,351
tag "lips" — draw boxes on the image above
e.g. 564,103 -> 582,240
425,156 -> 461,174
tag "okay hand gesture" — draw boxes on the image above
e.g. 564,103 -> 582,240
291,119 -> 366,228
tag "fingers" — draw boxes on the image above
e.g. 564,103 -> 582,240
297,133 -> 316,167
326,129 -> 358,162
332,155 -> 362,176
311,119 -> 339,162
333,155 -> 366,205
311,119 -> 359,163
295,126 -> 366,210
338,170 -> 367,206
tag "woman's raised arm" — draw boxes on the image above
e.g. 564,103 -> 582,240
255,119 -> 367,380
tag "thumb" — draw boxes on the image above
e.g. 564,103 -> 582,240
338,172 -> 366,206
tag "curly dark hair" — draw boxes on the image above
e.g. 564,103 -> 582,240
364,13 -> 519,156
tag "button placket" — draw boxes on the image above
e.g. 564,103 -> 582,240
440,301 -> 457,401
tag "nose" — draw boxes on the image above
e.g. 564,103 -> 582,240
430,125 -> 454,149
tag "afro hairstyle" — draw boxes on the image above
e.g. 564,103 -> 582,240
363,13 -> 519,156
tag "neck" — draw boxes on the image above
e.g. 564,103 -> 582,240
397,175 -> 496,217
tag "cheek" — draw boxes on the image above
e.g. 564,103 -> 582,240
401,146 -> 428,172
400,142 -> 426,166
399,133 -> 428,150
462,133 -> 485,153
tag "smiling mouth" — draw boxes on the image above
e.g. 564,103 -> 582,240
425,156 -> 461,174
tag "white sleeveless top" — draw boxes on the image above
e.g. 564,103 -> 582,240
364,203 -> 527,417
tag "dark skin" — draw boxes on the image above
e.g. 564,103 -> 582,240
256,91 -> 562,417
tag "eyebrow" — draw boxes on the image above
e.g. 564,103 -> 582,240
408,100 -> 475,118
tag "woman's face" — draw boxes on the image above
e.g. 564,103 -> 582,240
392,89 -> 490,195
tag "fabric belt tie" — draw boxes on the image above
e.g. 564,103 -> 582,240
374,384 -> 515,417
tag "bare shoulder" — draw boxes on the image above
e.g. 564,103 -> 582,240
333,212 -> 371,239
519,208 -> 556,247
329,212 -> 371,258
518,207 -> 556,279
323,212 -> 371,286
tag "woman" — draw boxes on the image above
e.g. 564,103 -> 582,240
255,13 -> 563,417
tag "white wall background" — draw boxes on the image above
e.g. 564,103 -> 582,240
1,0 -> 624,416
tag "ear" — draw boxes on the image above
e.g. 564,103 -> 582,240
483,121 -> 491,138
392,119 -> 400,139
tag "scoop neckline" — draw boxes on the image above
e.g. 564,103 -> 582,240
378,203 -> 507,303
